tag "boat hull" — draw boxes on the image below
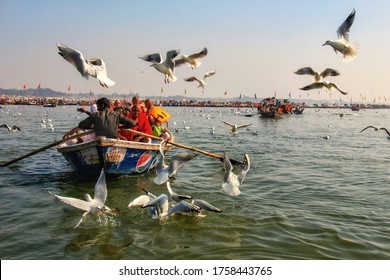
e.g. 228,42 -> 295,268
57,137 -> 169,176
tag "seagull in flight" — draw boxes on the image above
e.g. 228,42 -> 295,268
57,43 -> 115,87
174,47 -> 208,69
360,126 -> 390,139
154,140 -> 198,185
49,169 -> 114,229
184,70 -> 216,89
220,120 -> 253,135
300,80 -> 348,95
1,124 -> 21,132
322,9 -> 358,62
294,67 -> 340,82
139,49 -> 181,83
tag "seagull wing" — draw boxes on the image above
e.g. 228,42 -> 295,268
320,68 -> 340,78
1,123 -> 11,131
168,152 -> 197,177
138,53 -> 162,63
360,126 -> 377,133
337,9 -> 356,41
238,153 -> 250,184
93,169 -> 107,204
192,199 -> 222,212
204,70 -> 216,80
294,67 -> 316,76
49,191 -> 92,212
189,47 -> 208,60
236,123 -> 253,129
220,119 -> 234,127
300,82 -> 324,91
329,82 -> 348,95
57,43 -> 89,79
184,76 -> 201,83
167,201 -> 200,216
166,49 -> 181,60
128,195 -> 152,208
379,127 -> 390,137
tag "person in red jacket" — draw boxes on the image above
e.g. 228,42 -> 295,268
119,104 -> 152,142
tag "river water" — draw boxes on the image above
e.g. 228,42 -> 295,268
0,105 -> 389,260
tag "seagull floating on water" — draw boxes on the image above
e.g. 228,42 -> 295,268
57,43 -> 115,88
360,126 -> 390,139
183,70 -> 216,89
294,67 -> 340,82
1,123 -> 21,132
174,47 -> 208,69
323,9 -> 358,62
220,120 -> 253,135
49,169 -> 114,229
300,80 -> 348,95
154,140 -> 198,185
139,49 -> 181,83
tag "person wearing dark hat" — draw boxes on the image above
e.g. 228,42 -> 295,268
64,97 -> 136,139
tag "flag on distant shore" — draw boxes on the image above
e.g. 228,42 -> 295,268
23,84 -> 26,90
224,90 -> 227,96
161,87 -> 163,94
37,83 -> 41,89
289,92 -> 291,98
254,93 -> 257,99
68,85 -> 71,92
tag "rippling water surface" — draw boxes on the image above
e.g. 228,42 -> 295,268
0,105 -> 389,260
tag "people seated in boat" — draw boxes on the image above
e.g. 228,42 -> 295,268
119,104 -> 152,142
65,97 -> 136,140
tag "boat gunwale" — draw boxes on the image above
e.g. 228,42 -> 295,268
57,137 -> 172,153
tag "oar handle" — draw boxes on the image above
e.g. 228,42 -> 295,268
123,128 -> 225,161
0,130 -> 94,167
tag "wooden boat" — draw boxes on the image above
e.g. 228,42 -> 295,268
57,132 -> 172,176
258,107 -> 283,118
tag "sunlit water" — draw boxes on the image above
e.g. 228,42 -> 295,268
0,105 -> 389,260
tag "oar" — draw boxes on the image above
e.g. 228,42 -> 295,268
0,130 -> 95,167
124,128 -> 243,165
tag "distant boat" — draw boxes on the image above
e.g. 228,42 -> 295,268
57,132 -> 173,176
43,103 -> 57,108
351,104 -> 360,111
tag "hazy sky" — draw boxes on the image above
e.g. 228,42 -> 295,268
1,0 -> 390,102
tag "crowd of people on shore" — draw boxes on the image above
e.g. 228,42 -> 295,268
63,96 -> 171,144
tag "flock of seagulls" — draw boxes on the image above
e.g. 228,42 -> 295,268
57,44 -> 215,90
295,9 -> 358,96
128,182 -> 222,220
139,47 -> 216,89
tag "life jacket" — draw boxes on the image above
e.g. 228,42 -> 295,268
148,106 -> 171,123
